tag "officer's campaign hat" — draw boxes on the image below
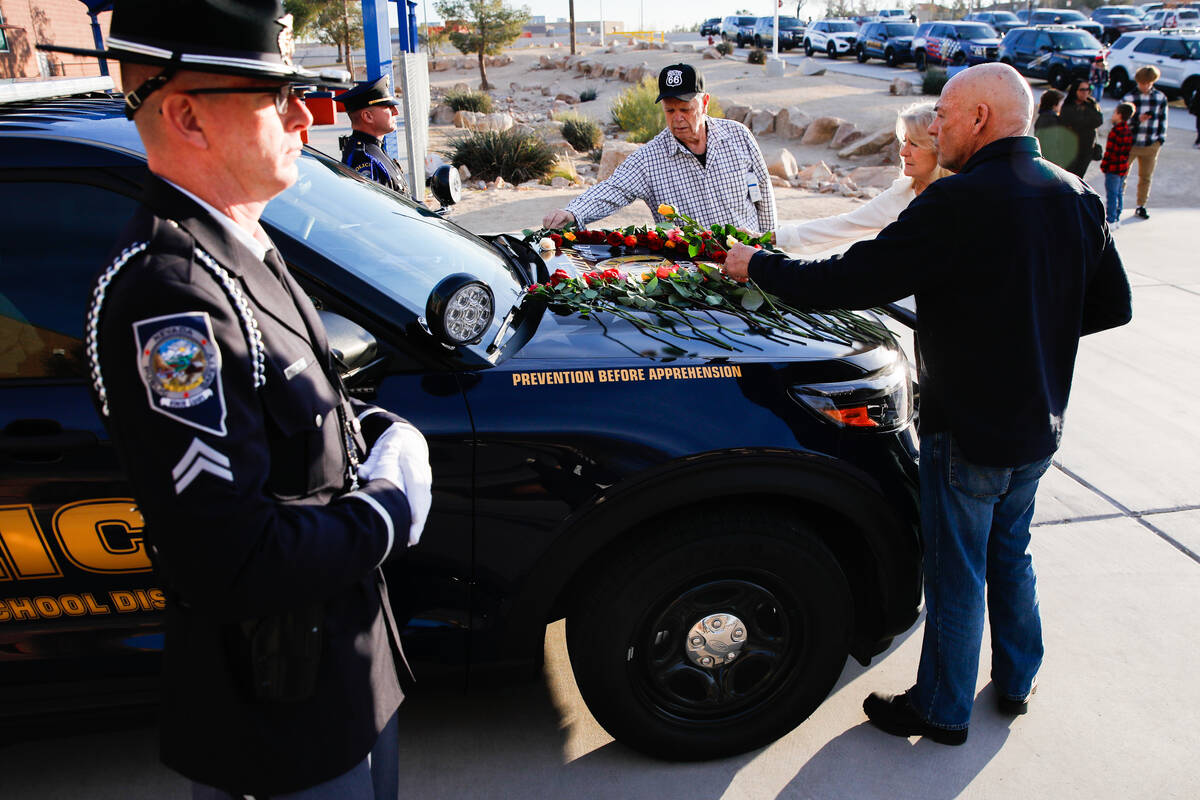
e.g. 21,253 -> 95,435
336,76 -> 400,114
655,63 -> 705,103
38,0 -> 318,82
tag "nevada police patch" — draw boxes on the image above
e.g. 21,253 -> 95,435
134,312 -> 227,436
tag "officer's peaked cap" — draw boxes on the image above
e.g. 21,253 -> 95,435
336,75 -> 400,113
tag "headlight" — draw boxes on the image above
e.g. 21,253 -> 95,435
971,45 -> 986,55
790,358 -> 912,433
1071,56 -> 1091,65
427,163 -> 461,207
425,274 -> 495,345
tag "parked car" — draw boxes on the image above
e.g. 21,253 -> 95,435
720,14 -> 759,47
1105,28 -> 1200,103
700,17 -> 722,36
999,25 -> 1106,89
0,94 -> 924,761
1144,8 -> 1200,28
753,15 -> 806,49
856,20 -> 918,66
803,19 -> 861,58
875,9 -> 910,22
1097,14 -> 1147,45
1091,5 -> 1142,23
1015,8 -> 1105,39
964,10 -> 1023,35
911,21 -> 1001,70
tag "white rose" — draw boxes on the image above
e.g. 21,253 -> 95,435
538,237 -> 555,250
726,234 -> 739,249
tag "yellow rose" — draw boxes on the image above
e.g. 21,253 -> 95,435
657,204 -> 675,217
563,231 -> 576,241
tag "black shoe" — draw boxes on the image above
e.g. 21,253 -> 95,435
997,681 -> 1037,716
863,691 -> 968,745
1135,206 -> 1149,219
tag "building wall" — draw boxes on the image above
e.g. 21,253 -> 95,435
0,0 -> 113,82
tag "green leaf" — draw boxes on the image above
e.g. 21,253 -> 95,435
583,289 -> 598,299
741,290 -> 765,311
758,233 -> 773,245
521,228 -> 534,238
688,242 -> 701,259
709,224 -> 722,233
704,294 -> 723,306
668,295 -> 687,307
616,296 -> 634,306
645,277 -> 659,294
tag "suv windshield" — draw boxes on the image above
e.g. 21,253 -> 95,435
885,23 -> 917,35
264,148 -> 525,323
953,23 -> 996,38
1183,38 -> 1200,59
827,21 -> 859,32
1051,30 -> 1102,50
779,17 -> 803,29
737,16 -> 756,25
1056,10 -> 1088,21
990,12 -> 1019,22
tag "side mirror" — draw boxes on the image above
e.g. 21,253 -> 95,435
318,310 -> 379,376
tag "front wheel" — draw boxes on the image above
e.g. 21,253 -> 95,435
914,50 -> 927,71
1108,67 -> 1131,99
951,51 -> 966,67
827,42 -> 839,59
805,40 -> 814,57
1049,66 -> 1068,90
566,510 -> 853,760
885,48 -> 899,68
857,44 -> 868,63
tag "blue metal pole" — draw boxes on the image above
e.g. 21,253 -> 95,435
407,0 -> 419,54
88,12 -> 109,76
361,0 -> 398,157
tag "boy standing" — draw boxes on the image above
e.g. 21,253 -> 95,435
1122,66 -> 1168,219
1100,102 -> 1136,228
1089,55 -> 1107,106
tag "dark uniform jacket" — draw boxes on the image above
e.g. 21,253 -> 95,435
88,176 -> 411,795
341,130 -> 408,194
749,136 -> 1132,467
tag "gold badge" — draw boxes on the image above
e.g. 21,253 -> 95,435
277,13 -> 295,66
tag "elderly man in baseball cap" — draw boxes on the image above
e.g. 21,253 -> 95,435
543,63 -> 775,234
40,2 -> 427,798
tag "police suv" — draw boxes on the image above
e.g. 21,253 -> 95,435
1105,27 -> 1200,102
803,19 -> 862,58
0,93 -> 922,760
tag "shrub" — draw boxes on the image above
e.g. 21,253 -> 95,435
706,95 -> 724,119
611,77 -> 666,143
443,89 -> 493,113
922,68 -> 949,96
747,47 -> 767,65
579,87 -> 598,102
716,41 -> 733,56
560,113 -> 603,152
448,128 -> 556,184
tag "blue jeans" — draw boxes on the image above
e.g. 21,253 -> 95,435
1104,171 -> 1126,224
909,431 -> 1053,729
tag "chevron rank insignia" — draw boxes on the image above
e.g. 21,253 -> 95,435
172,437 -> 233,495
134,312 -> 227,436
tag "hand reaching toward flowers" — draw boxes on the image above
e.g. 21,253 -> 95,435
543,209 -> 577,229
723,242 -> 758,282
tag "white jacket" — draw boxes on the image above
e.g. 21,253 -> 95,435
775,175 -> 913,255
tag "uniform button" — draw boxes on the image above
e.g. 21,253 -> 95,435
315,413 -> 323,427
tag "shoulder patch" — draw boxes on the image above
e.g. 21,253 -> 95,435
134,312 -> 228,436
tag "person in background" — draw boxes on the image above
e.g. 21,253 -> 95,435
1060,79 -> 1104,179
723,63 -> 1132,746
1122,65 -> 1168,219
542,64 -> 776,235
1188,87 -> 1200,148
337,75 -> 409,195
1089,54 -> 1107,106
1100,102 -> 1136,228
773,102 -> 953,254
1033,89 -> 1074,170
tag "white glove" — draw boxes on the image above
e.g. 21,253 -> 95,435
357,421 -> 432,547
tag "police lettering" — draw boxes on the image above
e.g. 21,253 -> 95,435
0,592 -> 115,622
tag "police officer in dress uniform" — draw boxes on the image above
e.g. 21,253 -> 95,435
337,76 -> 409,194
39,2 -> 430,798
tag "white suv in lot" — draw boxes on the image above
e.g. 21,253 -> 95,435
1105,27 -> 1200,104
803,19 -> 861,58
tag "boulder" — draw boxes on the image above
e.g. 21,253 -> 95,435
723,103 -> 750,124
774,106 -> 811,139
767,148 -> 799,180
454,111 -> 514,132
797,161 -> 835,183
800,116 -> 843,145
801,59 -> 827,76
431,104 -> 456,125
831,122 -> 864,149
452,109 -> 472,128
541,134 -> 577,156
550,176 -> 571,188
550,99 -> 572,117
702,46 -> 722,59
673,42 -> 697,53
597,140 -> 640,180
769,175 -> 790,188
838,127 -> 898,159
765,57 -> 786,78
747,109 -> 775,136
452,82 -> 470,92
458,164 -> 471,182
555,92 -> 581,104
890,77 -> 916,96
539,55 -> 554,69
541,85 -> 554,96
846,165 -> 899,189
602,64 -> 617,78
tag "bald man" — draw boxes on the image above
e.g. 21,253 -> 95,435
726,64 -> 1132,744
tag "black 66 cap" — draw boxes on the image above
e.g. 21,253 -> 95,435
37,0 -> 324,82
656,64 -> 705,102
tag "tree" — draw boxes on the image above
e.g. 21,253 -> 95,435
285,0 -> 363,77
419,23 -> 450,59
435,0 -> 530,90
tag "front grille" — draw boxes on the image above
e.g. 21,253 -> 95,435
985,46 -> 998,58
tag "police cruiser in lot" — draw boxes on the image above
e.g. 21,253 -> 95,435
0,90 -> 923,760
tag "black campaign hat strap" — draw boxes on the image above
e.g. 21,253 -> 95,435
123,54 -> 182,120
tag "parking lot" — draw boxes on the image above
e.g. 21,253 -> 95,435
2,206 -> 1196,797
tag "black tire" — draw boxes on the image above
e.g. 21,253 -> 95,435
1182,79 -> 1199,109
915,50 -> 927,71
951,51 -> 966,67
565,509 -> 853,760
827,42 -> 838,59
1049,66 -> 1068,90
857,44 -> 868,63
1108,67 -> 1131,99
885,48 -> 898,68
805,40 -> 814,57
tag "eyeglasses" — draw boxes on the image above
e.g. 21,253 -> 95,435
181,84 -> 313,115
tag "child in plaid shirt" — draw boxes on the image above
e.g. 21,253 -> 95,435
1100,102 -> 1136,228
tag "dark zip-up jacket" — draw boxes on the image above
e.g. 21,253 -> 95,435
748,136 -> 1132,467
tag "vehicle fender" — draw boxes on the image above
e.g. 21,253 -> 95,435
499,449 -> 921,662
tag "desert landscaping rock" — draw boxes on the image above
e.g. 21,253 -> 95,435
768,148 -> 799,180
723,103 -> 750,124
846,165 -> 899,189
801,116 -> 843,145
702,47 -> 722,59
839,127 -> 898,158
801,59 -> 827,76
775,106 -> 811,139
597,140 -> 640,180
453,111 -> 514,132
748,109 -> 776,136
431,104 -> 455,125
765,58 -> 786,78
890,77 -> 916,96
830,122 -> 864,149
555,92 -> 581,104
797,161 -> 836,183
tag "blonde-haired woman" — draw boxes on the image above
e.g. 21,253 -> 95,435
774,102 -> 953,253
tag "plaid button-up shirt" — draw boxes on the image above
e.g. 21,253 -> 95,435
1100,121 -> 1134,175
1121,87 -> 1167,146
565,117 -> 777,234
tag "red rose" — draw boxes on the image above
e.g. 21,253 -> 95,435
607,231 -> 624,247
699,231 -> 711,239
712,250 -> 727,263
646,231 -> 660,242
624,235 -> 638,248
602,268 -> 622,281
754,244 -> 762,250
550,268 -> 570,286
648,238 -> 663,251
527,284 -> 541,293
655,265 -> 676,279
549,233 -> 563,247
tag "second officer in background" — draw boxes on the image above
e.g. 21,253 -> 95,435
338,75 -> 409,194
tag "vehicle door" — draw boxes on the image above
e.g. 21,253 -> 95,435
929,24 -> 952,62
1131,36 -> 1165,81
1152,36 -> 1187,85
1028,30 -> 1057,77
0,165 -> 164,707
